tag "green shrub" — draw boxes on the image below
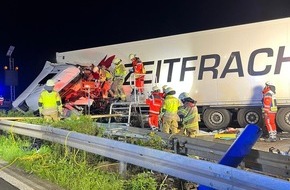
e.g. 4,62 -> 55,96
0,115 -> 170,190
136,132 -> 167,150
0,135 -> 125,190
0,109 -> 34,117
124,172 -> 157,190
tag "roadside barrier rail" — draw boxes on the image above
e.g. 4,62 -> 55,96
125,126 -> 290,179
0,120 -> 290,190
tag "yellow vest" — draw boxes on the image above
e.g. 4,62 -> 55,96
114,63 -> 127,78
162,95 -> 180,113
38,90 -> 62,109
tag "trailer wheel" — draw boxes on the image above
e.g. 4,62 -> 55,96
237,108 -> 263,128
276,108 -> 290,132
203,109 -> 231,130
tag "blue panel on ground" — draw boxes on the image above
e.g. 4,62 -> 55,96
198,124 -> 262,190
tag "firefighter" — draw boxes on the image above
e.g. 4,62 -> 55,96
262,81 -> 278,142
38,79 -> 63,121
129,54 -> 146,94
178,92 -> 199,138
161,87 -> 181,134
91,66 -> 103,97
100,65 -> 114,98
146,86 -> 163,130
94,65 -> 113,98
111,58 -> 127,101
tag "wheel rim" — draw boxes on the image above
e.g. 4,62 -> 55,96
210,112 -> 223,125
204,108 -> 231,130
245,111 -> 259,124
284,111 -> 290,125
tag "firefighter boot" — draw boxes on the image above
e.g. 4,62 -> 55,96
264,131 -> 277,142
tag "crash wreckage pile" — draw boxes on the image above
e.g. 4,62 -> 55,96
61,57 -> 125,117
44,55 -> 148,127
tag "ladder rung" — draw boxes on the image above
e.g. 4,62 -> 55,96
111,107 -> 130,110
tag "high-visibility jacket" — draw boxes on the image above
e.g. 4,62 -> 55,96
262,87 -> 277,114
38,90 -> 62,111
99,68 -> 112,82
162,95 -> 181,117
105,69 -> 112,80
178,102 -> 199,129
262,86 -> 277,133
146,92 -> 163,115
132,58 -> 145,77
114,63 -> 126,79
161,95 -> 180,134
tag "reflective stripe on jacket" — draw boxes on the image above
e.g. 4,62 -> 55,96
262,91 -> 277,113
146,92 -> 163,115
178,102 -> 199,128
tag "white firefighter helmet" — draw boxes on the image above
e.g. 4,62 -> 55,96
165,87 -> 175,95
162,85 -> 168,90
46,79 -> 55,87
129,54 -> 136,60
178,92 -> 190,100
112,58 -> 121,64
152,86 -> 160,91
93,66 -> 99,73
265,81 -> 274,86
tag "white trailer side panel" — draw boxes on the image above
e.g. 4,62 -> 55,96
56,17 -> 290,107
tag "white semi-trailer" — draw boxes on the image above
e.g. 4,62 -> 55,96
13,17 -> 290,132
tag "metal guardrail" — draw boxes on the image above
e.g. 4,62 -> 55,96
179,136 -> 290,179
0,120 -> 290,190
123,126 -> 290,179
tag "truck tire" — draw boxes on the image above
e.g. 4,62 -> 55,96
276,108 -> 290,132
203,108 -> 231,130
237,108 -> 263,128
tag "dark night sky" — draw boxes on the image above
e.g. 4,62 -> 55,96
1,0 -> 290,99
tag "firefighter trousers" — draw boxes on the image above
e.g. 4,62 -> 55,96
148,113 -> 159,129
162,117 -> 179,134
263,112 -> 277,134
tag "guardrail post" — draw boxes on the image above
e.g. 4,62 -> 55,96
119,161 -> 127,177
173,138 -> 179,154
169,137 -> 188,155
